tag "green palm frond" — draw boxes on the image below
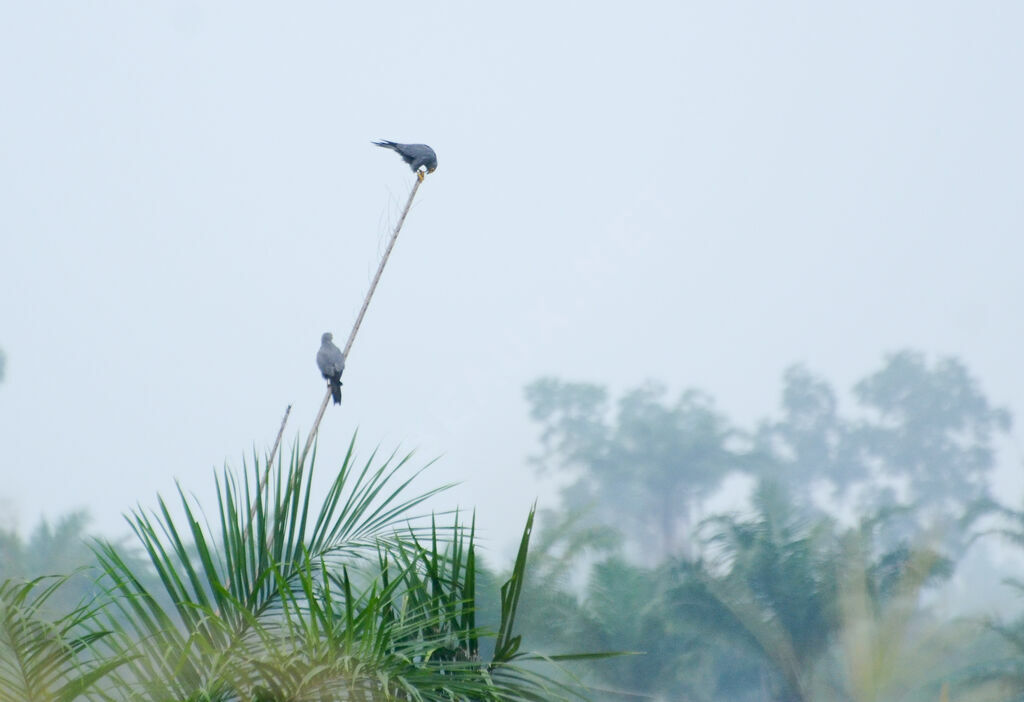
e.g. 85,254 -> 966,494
0,576 -> 123,702
87,436 -> 595,701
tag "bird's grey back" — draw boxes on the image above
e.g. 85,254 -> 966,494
373,140 -> 437,173
404,144 -> 437,171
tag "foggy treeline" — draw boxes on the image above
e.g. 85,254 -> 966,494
2,349 -> 1024,701
495,349 -> 1024,700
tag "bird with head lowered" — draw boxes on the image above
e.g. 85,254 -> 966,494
373,140 -> 437,181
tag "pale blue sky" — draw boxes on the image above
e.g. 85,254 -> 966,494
1,2 -> 1022,556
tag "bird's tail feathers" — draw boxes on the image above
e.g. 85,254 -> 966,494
329,378 -> 342,405
372,140 -> 398,149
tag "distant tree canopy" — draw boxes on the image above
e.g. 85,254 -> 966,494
525,379 -> 745,560
0,511 -> 93,580
0,511 -> 108,615
852,351 -> 1011,506
758,350 -> 1011,510
526,350 -> 1011,561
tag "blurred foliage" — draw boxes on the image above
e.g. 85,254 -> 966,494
852,350 -> 1012,508
0,512 -> 95,579
519,350 -> 1022,701
0,513 -> 101,616
958,501 -> 1024,698
528,350 -> 1012,564
0,576 -> 124,702
756,351 -> 1011,513
510,483 -> 1014,701
525,379 -> 746,560
0,512 -> 157,620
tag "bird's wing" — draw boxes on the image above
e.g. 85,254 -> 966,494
316,346 -> 333,376
329,346 -> 346,374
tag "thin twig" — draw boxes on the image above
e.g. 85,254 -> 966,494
301,392 -> 331,467
259,405 -> 292,513
223,404 -> 292,590
299,174 -> 424,467
342,175 -> 423,360
242,404 -> 291,543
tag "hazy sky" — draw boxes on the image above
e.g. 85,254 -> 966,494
2,2 -> 1022,557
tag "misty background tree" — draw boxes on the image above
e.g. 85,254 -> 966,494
851,350 -> 1011,509
517,349 -> 1019,702
755,351 -> 1010,514
525,379 -> 746,561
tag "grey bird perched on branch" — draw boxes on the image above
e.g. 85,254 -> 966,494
373,140 -> 437,181
316,332 -> 345,405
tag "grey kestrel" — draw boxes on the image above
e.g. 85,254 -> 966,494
316,332 -> 346,405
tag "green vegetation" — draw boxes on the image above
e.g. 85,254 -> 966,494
3,348 -> 1024,700
0,441 -> 601,701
